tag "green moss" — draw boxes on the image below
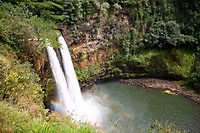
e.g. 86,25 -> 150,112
165,49 -> 195,78
115,48 -> 195,79
148,48 -> 195,78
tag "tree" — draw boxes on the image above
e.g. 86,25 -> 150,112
144,21 -> 195,48
0,1 -> 59,53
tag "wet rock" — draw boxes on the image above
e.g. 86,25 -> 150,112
120,78 -> 200,105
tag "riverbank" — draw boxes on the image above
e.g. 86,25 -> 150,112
120,78 -> 200,105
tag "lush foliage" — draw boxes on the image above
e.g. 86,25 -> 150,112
0,44 -> 99,133
190,49 -> 200,92
0,101 -> 99,133
176,0 -> 200,44
0,44 -> 44,105
107,0 -> 199,90
149,120 -> 188,133
113,48 -> 195,79
144,21 -> 195,48
19,0 -> 101,25
0,0 -> 199,132
0,1 -> 60,53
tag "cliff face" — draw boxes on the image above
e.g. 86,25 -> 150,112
57,2 -> 197,87
16,41 -> 49,80
18,1 -> 197,90
61,11 -> 131,70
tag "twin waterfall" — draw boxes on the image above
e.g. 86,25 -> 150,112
47,36 -> 103,124
47,36 -> 84,118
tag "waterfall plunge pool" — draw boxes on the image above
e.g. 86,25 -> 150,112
84,81 -> 200,133
48,36 -> 199,132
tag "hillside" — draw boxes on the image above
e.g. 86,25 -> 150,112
0,0 -> 199,132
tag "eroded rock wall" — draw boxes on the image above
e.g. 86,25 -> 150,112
61,11 -> 131,70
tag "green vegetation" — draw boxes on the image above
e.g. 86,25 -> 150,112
144,21 -> 195,48
0,101 -> 98,133
0,0 -> 199,132
106,0 -> 199,91
149,121 -> 188,133
75,63 -> 103,87
0,1 -> 60,53
19,0 -> 101,25
0,44 -> 43,104
0,44 -> 99,133
113,48 -> 195,79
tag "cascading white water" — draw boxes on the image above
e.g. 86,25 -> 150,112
47,36 -> 108,125
47,36 -> 85,117
58,36 -> 84,111
46,43 -> 73,113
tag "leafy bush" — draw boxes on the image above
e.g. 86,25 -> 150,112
113,3 -> 122,10
144,21 -> 195,48
190,64 -> 200,92
113,48 -> 195,79
149,120 -> 188,133
177,0 -> 200,44
0,54 -> 44,105
190,48 -> 200,92
114,32 -> 131,54
101,2 -> 110,14
21,0 -> 101,25
0,2 -> 59,53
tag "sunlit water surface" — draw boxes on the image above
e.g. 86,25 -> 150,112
85,81 -> 200,133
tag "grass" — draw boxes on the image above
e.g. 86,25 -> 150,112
0,101 -> 100,133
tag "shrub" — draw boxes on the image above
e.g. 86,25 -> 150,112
149,120 -> 188,133
0,1 -> 59,53
190,48 -> 200,92
144,21 -> 195,48
101,2 -> 110,14
0,54 -> 44,105
113,48 -> 195,79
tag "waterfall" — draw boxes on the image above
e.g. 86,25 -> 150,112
58,36 -> 84,110
47,36 -> 84,115
46,43 -> 74,113
47,36 -> 106,125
